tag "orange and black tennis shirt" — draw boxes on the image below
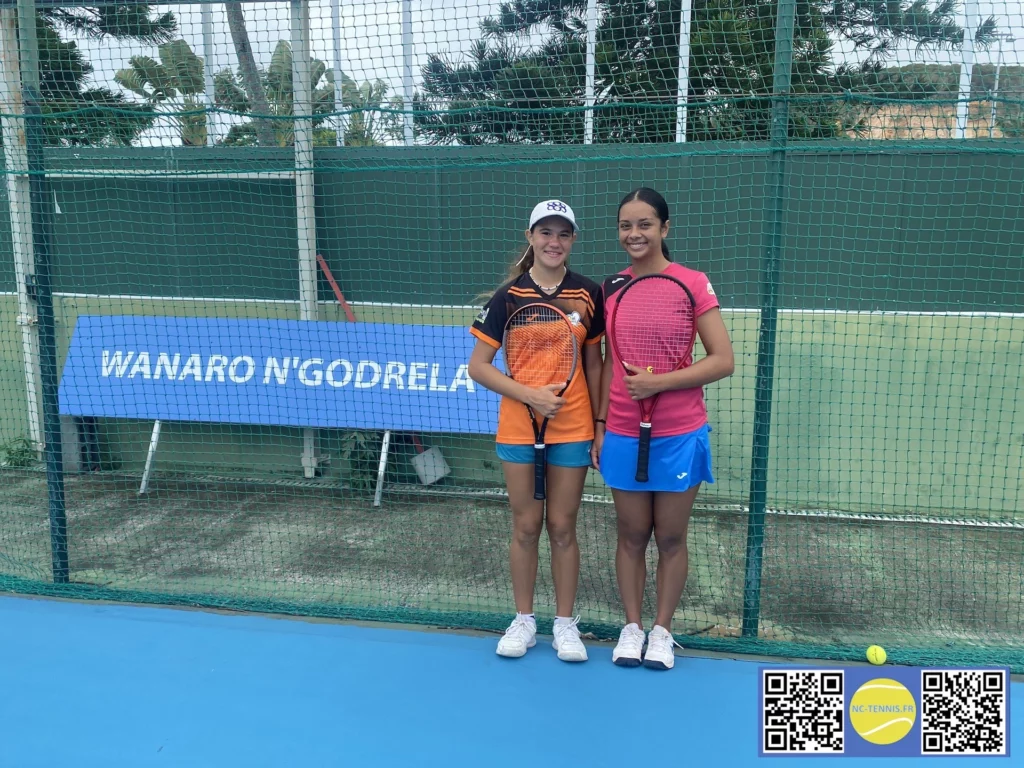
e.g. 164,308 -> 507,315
471,269 -> 605,445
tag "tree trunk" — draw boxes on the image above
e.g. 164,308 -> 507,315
224,1 -> 276,146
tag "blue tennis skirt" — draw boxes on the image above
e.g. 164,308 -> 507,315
599,424 -> 714,492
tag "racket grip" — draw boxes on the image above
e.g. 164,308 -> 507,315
534,444 -> 547,500
635,423 -> 652,483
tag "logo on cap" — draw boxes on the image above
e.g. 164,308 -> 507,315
546,201 -> 567,213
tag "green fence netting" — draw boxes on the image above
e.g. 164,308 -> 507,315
0,0 -> 1022,671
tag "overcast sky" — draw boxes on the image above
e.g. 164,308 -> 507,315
67,0 -> 1024,146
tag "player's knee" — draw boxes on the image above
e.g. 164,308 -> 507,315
512,519 -> 543,548
655,532 -> 686,556
545,518 -> 577,550
618,525 -> 652,554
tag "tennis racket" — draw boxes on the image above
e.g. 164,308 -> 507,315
609,274 -> 697,483
503,303 -> 579,500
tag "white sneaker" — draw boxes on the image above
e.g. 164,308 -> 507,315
552,616 -> 588,662
496,615 -> 536,658
643,625 -> 680,670
612,623 -> 646,667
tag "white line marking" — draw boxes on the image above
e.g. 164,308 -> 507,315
0,294 -> 1019,317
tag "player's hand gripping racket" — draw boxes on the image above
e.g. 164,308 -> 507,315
609,274 -> 697,482
503,304 -> 579,500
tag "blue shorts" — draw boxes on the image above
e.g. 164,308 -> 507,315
599,425 -> 714,492
496,440 -> 593,468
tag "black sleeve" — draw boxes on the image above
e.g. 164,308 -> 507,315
602,273 -> 631,302
586,282 -> 605,341
470,285 -> 510,348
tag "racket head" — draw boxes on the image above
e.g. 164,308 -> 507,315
609,274 -> 698,413
502,303 -> 579,395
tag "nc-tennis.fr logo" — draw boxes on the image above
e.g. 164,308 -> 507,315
547,202 -> 567,213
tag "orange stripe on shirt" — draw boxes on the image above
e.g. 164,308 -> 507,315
559,289 -> 595,311
470,326 -> 501,350
560,289 -> 590,297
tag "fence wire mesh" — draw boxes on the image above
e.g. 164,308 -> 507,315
0,0 -> 1022,669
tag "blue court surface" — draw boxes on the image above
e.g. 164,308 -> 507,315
1,595 -> 1020,767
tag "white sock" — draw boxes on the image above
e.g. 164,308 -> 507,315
554,616 -> 573,626
517,612 -> 536,625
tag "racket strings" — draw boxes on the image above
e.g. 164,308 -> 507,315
612,281 -> 696,374
505,309 -> 577,388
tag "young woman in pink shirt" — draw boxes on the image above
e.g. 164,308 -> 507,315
592,188 -> 735,670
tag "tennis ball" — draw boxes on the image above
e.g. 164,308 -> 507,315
849,678 -> 916,746
866,645 -> 887,665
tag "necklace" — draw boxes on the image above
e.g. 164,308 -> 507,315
530,266 -> 566,293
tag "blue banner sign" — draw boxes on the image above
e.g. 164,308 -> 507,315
59,315 -> 501,434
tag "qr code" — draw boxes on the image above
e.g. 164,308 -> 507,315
921,670 -> 1007,755
763,670 -> 845,754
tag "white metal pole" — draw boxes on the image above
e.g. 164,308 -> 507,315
955,0 -> 978,139
332,0 -> 346,145
989,36 -> 1002,138
373,430 -> 391,506
0,9 -> 42,454
401,0 -> 414,145
292,0 -> 320,477
291,1 -> 316,322
139,420 -> 161,494
989,35 -> 1011,139
201,4 -> 216,146
584,0 -> 596,144
675,0 -> 693,143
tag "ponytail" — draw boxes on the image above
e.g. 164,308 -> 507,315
500,235 -> 571,289
474,244 -> 536,304
506,245 -> 535,283
478,219 -> 571,302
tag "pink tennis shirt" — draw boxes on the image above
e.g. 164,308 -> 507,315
604,262 -> 720,438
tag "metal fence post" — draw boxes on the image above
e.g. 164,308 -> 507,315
741,0 -> 797,637
0,8 -> 42,456
17,0 -> 67,583
292,0 -> 321,478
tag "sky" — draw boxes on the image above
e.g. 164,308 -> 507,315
64,0 -> 1024,146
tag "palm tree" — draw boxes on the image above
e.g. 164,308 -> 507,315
27,5 -> 176,146
114,39 -> 208,146
215,40 -> 399,147
341,80 -> 403,146
224,1 -> 275,146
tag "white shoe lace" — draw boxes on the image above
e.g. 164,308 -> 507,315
554,616 -> 584,649
502,615 -> 535,646
648,627 -> 680,656
617,624 -> 645,655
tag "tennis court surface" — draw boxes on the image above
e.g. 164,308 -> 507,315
1,595 -> 1020,767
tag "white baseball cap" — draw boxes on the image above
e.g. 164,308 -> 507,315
529,199 -> 579,232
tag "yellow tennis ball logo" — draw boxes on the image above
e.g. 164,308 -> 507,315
849,678 -> 916,745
